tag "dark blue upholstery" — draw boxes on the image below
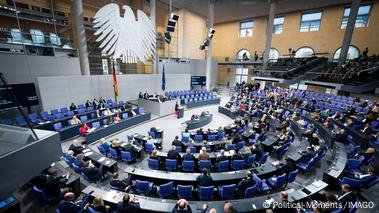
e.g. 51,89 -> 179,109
217,160 -> 229,172
198,186 -> 214,201
157,181 -> 174,198
166,159 -> 177,171
182,160 -> 195,172
218,184 -> 236,199
136,180 -> 153,195
148,159 -> 160,170
177,185 -> 193,199
199,160 -> 211,171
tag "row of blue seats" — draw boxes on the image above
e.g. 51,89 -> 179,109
132,169 -> 297,200
182,96 -> 217,104
147,154 -> 269,172
164,89 -> 209,97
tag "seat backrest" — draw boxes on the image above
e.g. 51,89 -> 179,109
183,160 -> 195,171
122,113 -> 128,119
245,183 -> 258,198
199,160 -> 211,170
136,180 -> 151,192
88,207 -> 103,213
121,151 -> 131,161
109,148 -> 118,158
92,121 -> 100,129
260,153 -> 269,164
275,174 -> 286,188
194,135 -> 203,142
226,144 -> 236,151
53,122 -> 62,131
217,160 -> 229,171
166,159 -> 177,171
220,184 -> 236,197
287,169 -> 298,183
232,160 -> 244,170
148,159 -> 159,170
80,115 -> 88,122
178,185 -> 193,199
199,186 -> 214,200
208,134 -> 217,141
341,177 -> 362,190
158,181 -> 173,197
237,141 -> 245,149
32,186 -> 47,205
246,155 -> 256,167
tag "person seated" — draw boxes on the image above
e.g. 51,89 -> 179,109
196,168 -> 213,187
68,140 -> 84,156
65,150 -> 76,164
231,148 -> 243,160
308,133 -> 320,146
182,129 -> 190,141
110,139 -> 122,156
110,172 -> 132,192
276,157 -> 294,175
198,147 -> 210,161
73,154 -> 88,168
183,148 -> 195,161
146,136 -> 157,150
70,103 -> 78,113
250,143 -> 263,161
80,123 -> 91,137
298,146 -> 316,164
84,196 -> 110,213
58,192 -> 82,213
196,128 -> 204,135
167,146 -> 182,161
237,171 -> 256,197
191,114 -> 200,120
172,135 -> 185,151
172,199 -> 192,213
302,124 -> 316,139
124,140 -> 139,159
216,149 -> 228,163
353,147 -> 375,163
114,113 -> 121,123
138,92 -> 143,99
92,98 -> 99,108
85,100 -> 92,108
43,168 -> 70,198
117,193 -> 140,213
345,168 -> 377,187
70,115 -> 81,125
98,138 -> 110,153
149,150 -> 161,165
332,127 -> 347,143
224,203 -> 239,213
337,184 -> 356,213
80,161 -> 105,182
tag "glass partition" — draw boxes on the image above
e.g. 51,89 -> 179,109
0,73 -> 38,156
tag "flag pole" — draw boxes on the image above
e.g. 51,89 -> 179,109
111,58 -> 118,104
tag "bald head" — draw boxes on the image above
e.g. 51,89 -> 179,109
224,203 -> 234,213
178,199 -> 187,209
209,208 -> 217,213
64,192 -> 75,201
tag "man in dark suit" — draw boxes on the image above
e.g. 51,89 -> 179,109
167,146 -> 182,161
237,171 -> 256,197
172,136 -> 185,151
117,193 -> 140,213
44,169 -> 69,198
196,169 -> 213,187
337,184 -> 356,213
110,172 -> 132,192
216,149 -> 228,163
250,144 -> 263,161
80,163 -> 105,182
68,140 -> 84,156
64,150 -> 76,164
298,147 -> 316,164
276,157 -> 294,175
183,149 -> 195,161
231,148 -> 243,160
124,141 -> 139,159
196,128 -> 204,135
58,192 -> 82,213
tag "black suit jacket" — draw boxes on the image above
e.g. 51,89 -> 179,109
237,178 -> 256,195
338,191 -> 356,213
216,155 -> 228,163
183,153 -> 195,161
172,203 -> 192,213
58,200 -> 82,213
196,174 -> 213,187
167,150 -> 181,160
68,144 -> 83,156
124,144 -> 138,158
117,202 -> 140,213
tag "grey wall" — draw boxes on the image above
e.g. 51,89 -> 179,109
36,74 -> 191,111
158,59 -> 218,89
0,53 -> 81,84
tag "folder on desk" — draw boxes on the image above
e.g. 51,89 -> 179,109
98,157 -> 106,162
84,152 -> 93,157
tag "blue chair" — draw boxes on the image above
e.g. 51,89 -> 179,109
340,177 -> 362,191
199,160 -> 211,171
346,146 -> 360,156
245,183 -> 258,198
56,209 -> 61,213
252,173 -> 271,192
226,144 -> 236,151
78,108 -> 86,114
287,169 -> 298,184
278,147 -> 289,160
87,207 -> 103,213
145,143 -> 155,153
97,145 -> 108,155
258,153 -> 269,165
109,147 -> 119,160
148,131 -> 156,138
54,113 -> 64,120
72,163 -> 81,173
60,107 -> 68,114
246,154 -> 256,168
121,151 -> 135,163
189,146 -> 196,153
231,160 -> 244,170
80,115 -> 88,122
182,134 -> 190,142
166,159 -> 177,171
136,180 -> 153,195
148,159 -> 160,170
347,135 -> 353,145
53,122 -> 62,131
28,113 -> 40,124
198,186 -> 214,201
177,185 -> 193,199
66,111 -> 74,117
92,121 -> 100,129
297,158 -> 315,172
182,160 -> 195,172
217,160 -> 229,172
157,181 -> 174,198
194,135 -> 203,142
208,134 -> 217,141
237,141 -> 245,149
217,131 -> 225,140
346,159 -> 362,173
80,172 -> 93,182
15,116 -> 27,126
218,184 -> 236,199
176,146 -> 182,152
267,174 -> 286,189
32,186 -> 57,205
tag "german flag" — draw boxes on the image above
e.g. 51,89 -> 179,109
112,61 -> 118,98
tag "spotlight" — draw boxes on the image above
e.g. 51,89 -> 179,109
170,12 -> 179,21
164,32 -> 171,44
208,28 -> 216,38
199,38 -> 209,50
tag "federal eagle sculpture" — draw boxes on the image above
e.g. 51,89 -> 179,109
93,3 -> 156,63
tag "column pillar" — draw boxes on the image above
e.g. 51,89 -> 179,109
205,0 -> 214,90
338,0 -> 361,66
70,0 -> 90,75
263,1 -> 277,70
150,0 -> 159,73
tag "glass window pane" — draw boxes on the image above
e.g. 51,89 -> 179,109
309,21 -> 320,31
274,17 -> 284,25
274,25 -> 283,34
236,68 -> 242,75
241,21 -> 253,29
300,23 -> 309,32
344,8 -> 351,17
358,5 -> 371,15
302,12 -> 322,21
241,75 -> 248,83
235,75 -> 241,84
341,18 -> 348,29
241,68 -> 248,75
